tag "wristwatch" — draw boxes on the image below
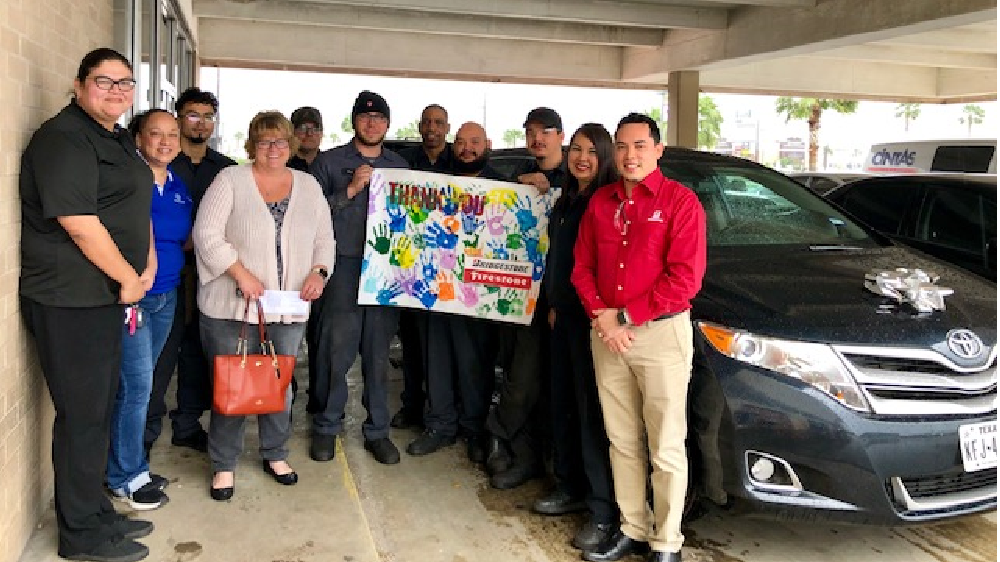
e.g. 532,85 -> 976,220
617,309 -> 631,326
312,266 -> 329,280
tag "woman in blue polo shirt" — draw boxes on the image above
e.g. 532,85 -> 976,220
106,109 -> 193,511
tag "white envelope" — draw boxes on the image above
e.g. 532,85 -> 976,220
259,290 -> 310,315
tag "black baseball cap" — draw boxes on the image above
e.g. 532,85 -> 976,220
352,91 -> 390,123
291,106 -> 323,129
523,107 -> 563,132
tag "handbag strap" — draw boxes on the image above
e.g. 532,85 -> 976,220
242,297 -> 280,367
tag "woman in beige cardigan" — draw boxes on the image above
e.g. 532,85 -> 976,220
192,111 -> 335,501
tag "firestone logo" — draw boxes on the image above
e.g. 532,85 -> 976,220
871,149 -> 916,167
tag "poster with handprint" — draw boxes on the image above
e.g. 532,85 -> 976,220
358,169 -> 559,325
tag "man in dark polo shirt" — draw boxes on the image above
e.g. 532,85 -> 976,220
144,87 -> 236,454
308,90 -> 410,465
20,61 -> 154,560
485,107 -> 566,490
389,104 -> 453,433
287,106 -> 324,172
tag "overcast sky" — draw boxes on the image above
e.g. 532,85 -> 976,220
203,67 -> 996,166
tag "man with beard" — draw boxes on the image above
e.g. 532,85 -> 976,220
485,108 -> 565,490
308,91 -> 409,465
287,106 -> 324,172
388,104 -> 454,434
145,87 -> 235,455
405,122 -> 502,462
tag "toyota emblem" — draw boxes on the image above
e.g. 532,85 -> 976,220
946,329 -> 985,360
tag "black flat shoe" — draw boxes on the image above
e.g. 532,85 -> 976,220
210,472 -> 234,501
262,459 -> 299,485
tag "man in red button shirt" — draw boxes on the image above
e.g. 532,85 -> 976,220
571,113 -> 706,562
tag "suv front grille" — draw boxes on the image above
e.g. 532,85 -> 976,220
900,470 -> 997,498
833,345 -> 997,416
888,471 -> 997,514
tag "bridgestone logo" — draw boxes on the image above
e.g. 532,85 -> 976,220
463,258 -> 532,290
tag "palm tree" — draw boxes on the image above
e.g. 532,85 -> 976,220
895,103 -> 921,132
642,107 -> 668,137
327,132 -> 341,146
502,129 -> 525,148
393,120 -> 419,140
775,97 -> 859,171
341,116 -> 353,134
959,104 -> 985,137
698,95 -> 723,150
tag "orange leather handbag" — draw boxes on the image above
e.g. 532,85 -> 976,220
212,299 -> 295,416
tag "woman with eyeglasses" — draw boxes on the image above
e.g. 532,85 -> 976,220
540,123 -> 622,554
192,111 -> 334,500
19,47 -> 155,562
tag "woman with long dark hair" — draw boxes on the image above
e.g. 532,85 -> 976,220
535,123 -> 622,553
19,47 -> 155,562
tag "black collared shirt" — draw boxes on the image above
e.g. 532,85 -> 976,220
287,154 -> 311,172
19,101 -> 153,307
171,146 -> 237,211
513,157 -> 569,190
400,144 -> 454,173
310,141 -> 409,257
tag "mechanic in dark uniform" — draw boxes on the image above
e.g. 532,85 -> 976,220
486,107 -> 566,490
308,91 -> 410,465
405,121 -> 503,463
390,104 -> 454,431
145,87 -> 236,455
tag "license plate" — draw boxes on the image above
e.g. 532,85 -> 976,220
959,421 -> 998,472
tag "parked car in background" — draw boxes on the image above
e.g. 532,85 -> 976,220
789,172 -> 869,196
827,174 -> 997,281
865,139 -> 997,174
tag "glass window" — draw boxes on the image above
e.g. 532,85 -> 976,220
811,177 -> 839,196
659,160 -> 871,247
931,146 -> 995,173
918,188 -> 984,252
835,181 -> 916,235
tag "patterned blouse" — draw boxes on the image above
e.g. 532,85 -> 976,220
266,196 -> 290,289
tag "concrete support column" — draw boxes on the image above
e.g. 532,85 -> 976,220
667,70 -> 699,148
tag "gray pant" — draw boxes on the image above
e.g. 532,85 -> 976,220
200,314 -> 306,472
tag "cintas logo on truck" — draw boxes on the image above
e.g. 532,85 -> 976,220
870,148 -> 916,167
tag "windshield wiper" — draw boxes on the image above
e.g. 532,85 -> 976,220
808,244 -> 864,251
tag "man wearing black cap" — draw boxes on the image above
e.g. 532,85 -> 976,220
288,106 -> 324,172
308,91 -> 409,465
484,107 -> 565,490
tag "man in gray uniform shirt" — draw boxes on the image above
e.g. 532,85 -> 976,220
308,91 -> 409,464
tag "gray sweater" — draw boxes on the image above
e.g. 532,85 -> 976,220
193,164 -> 335,324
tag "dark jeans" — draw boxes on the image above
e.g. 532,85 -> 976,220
311,256 -> 400,440
21,297 -> 124,556
487,317 -> 547,445
552,310 -> 617,524
424,313 -> 495,437
200,314 -> 306,472
397,308 -> 428,417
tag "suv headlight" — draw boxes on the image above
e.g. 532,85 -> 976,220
698,322 -> 870,413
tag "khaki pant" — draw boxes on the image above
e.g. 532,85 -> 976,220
591,311 -> 693,552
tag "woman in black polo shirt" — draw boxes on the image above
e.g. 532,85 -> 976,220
19,48 -> 155,562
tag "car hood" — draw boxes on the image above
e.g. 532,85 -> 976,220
694,245 -> 997,349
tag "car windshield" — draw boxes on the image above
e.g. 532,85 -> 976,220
660,158 -> 873,247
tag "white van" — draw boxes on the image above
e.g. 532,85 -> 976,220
864,139 -> 996,174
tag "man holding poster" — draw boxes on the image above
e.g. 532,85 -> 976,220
308,91 -> 409,465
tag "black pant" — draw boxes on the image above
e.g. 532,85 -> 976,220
552,310 -> 617,524
487,314 -> 547,448
21,298 -> 124,556
311,257 -> 400,440
424,313 -> 495,437
397,308 -> 428,417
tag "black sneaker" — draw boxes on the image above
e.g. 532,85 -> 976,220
148,474 -> 169,491
63,536 -> 149,562
113,482 -> 169,511
389,408 -> 423,430
364,437 -> 401,465
406,429 -> 457,456
112,517 -> 155,540
171,428 -> 208,452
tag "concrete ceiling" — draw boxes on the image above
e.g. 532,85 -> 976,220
192,0 -> 997,102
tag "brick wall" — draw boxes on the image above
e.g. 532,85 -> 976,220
0,1 -> 113,560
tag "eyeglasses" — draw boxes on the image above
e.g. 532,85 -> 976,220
613,199 -> 628,237
256,139 -> 290,150
357,113 -> 388,124
295,125 -> 323,135
183,112 -> 216,123
92,76 -> 137,92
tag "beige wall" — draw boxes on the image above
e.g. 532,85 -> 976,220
0,1 -> 113,561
